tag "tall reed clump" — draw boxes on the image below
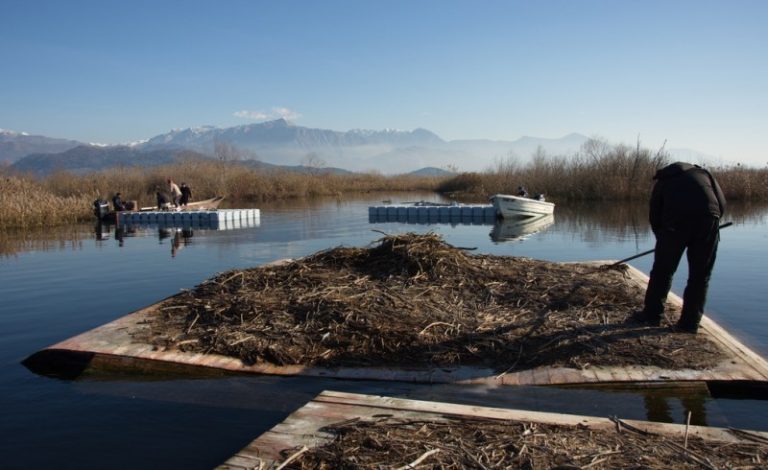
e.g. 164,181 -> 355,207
439,139 -> 768,202
438,138 -> 670,201
0,176 -> 93,229
711,163 -> 768,201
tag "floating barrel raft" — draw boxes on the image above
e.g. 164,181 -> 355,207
24,233 -> 768,388
117,208 -> 260,230
218,390 -> 768,469
368,203 -> 498,228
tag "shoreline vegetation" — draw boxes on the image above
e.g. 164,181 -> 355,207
2,139 -> 767,229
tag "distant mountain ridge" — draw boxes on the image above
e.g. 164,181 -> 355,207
138,119 -> 452,172
11,145 -> 209,175
0,129 -> 83,165
7,120 -> 592,175
3,120 -> 721,175
143,119 -> 444,151
133,119 -> 590,173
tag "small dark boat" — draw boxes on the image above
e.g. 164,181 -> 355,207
94,196 -> 226,223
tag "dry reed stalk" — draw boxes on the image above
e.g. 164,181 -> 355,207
279,415 -> 768,469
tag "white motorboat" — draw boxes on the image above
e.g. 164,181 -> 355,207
489,194 -> 555,218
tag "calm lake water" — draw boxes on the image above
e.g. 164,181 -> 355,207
1,193 -> 767,469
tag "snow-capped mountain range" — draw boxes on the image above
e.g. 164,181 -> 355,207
1,120 -> 715,175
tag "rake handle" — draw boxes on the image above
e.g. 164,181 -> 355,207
610,221 -> 733,267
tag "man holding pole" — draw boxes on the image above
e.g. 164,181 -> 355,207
633,162 -> 726,333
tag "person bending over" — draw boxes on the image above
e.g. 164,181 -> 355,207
633,162 -> 726,334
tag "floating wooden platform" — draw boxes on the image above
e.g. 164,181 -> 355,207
218,390 -> 768,469
23,264 -> 768,386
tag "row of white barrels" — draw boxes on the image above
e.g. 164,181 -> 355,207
118,209 -> 260,226
120,217 -> 261,231
368,205 -> 498,219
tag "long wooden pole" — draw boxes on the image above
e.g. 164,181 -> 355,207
610,221 -> 733,267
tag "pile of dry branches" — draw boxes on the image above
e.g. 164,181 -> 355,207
137,232 -> 723,371
280,415 -> 768,469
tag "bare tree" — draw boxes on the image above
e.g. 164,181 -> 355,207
214,139 -> 242,163
580,137 -> 610,164
301,152 -> 326,174
213,138 -> 243,192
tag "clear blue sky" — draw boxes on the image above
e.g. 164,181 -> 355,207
1,0 -> 766,165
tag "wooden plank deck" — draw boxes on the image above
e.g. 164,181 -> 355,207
217,390 -> 768,469
23,263 -> 768,386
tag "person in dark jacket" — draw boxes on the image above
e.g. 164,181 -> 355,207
112,192 -> 126,211
156,190 -> 171,210
634,162 -> 726,333
179,182 -> 192,206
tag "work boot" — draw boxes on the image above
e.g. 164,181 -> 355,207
627,310 -> 662,327
671,322 -> 698,334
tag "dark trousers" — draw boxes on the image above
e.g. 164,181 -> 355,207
643,217 -> 720,328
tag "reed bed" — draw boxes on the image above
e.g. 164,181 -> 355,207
0,163 -> 446,228
40,161 -> 445,205
281,414 -> 768,469
139,233 -> 723,372
3,138 -> 766,228
0,176 -> 93,229
437,139 -> 768,202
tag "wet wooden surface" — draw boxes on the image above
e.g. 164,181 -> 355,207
217,390 -> 768,469
25,263 -> 768,386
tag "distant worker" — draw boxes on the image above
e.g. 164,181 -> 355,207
632,162 -> 726,334
516,186 -> 528,197
93,197 -> 109,220
112,192 -> 126,211
168,179 -> 182,207
179,182 -> 192,206
156,190 -> 171,210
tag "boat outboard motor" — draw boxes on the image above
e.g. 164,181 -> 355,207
93,198 -> 110,219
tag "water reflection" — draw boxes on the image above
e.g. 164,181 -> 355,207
0,226 -> 87,257
643,392 -> 708,426
95,216 -> 258,257
490,214 -> 555,242
559,200 -> 768,241
94,222 -> 111,241
145,227 -> 195,258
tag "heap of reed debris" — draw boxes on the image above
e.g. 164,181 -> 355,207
280,415 -> 768,469
138,232 -> 724,371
